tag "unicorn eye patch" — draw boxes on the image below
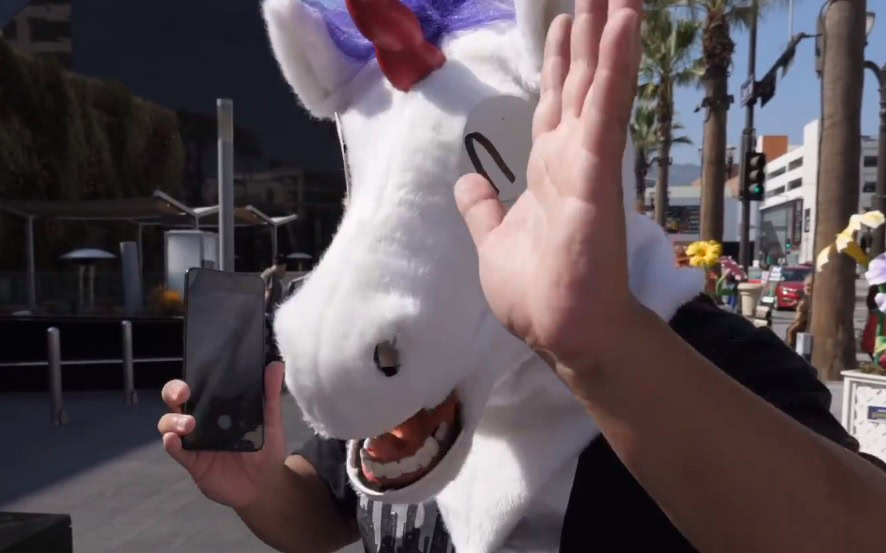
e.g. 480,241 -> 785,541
458,95 -> 534,206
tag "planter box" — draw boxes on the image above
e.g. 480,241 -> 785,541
842,370 -> 886,462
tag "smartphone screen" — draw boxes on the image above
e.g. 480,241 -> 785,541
182,268 -> 265,451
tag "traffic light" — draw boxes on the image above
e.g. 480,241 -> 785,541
744,150 -> 767,201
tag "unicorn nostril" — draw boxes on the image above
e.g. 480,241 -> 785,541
373,340 -> 400,377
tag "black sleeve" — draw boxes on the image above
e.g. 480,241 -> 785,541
671,295 -> 886,471
295,436 -> 359,520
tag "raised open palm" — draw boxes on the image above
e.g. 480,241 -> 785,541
455,0 -> 643,369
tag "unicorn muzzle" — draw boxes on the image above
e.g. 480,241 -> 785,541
350,392 -> 461,490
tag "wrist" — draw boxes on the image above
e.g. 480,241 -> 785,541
551,299 -> 658,404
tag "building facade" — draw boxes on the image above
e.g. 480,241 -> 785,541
758,120 -> 880,266
0,0 -> 72,68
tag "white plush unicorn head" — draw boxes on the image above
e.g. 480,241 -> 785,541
264,0 -> 703,511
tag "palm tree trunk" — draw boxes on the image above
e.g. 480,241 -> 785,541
700,65 -> 728,242
655,139 -> 671,228
636,150 -> 648,213
810,0 -> 866,380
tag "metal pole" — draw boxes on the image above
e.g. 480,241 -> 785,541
47,327 -> 67,426
121,321 -> 138,406
136,223 -> 144,273
867,62 -> 886,256
739,0 -> 759,271
272,226 -> 278,261
25,216 -> 36,311
217,99 -> 235,272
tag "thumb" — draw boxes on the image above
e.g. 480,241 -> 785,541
263,362 -> 286,436
455,173 -> 505,250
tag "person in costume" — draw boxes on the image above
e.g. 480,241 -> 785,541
158,1 -> 886,552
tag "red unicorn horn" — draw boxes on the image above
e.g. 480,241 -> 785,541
345,0 -> 446,92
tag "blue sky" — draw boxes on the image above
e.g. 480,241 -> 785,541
670,0 -> 886,164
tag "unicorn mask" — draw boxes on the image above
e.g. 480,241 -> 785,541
264,0 -> 703,548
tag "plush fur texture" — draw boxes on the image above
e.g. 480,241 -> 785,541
263,2 -> 705,552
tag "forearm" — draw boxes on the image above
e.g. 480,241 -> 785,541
235,457 -> 358,553
563,304 -> 886,553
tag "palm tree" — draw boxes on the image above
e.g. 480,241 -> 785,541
810,0 -> 867,380
680,0 -> 789,242
630,106 -> 692,214
638,7 -> 703,227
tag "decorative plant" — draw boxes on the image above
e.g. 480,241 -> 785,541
816,210 -> 886,368
686,240 -> 723,295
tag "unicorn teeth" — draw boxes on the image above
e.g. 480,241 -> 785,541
361,436 -> 440,479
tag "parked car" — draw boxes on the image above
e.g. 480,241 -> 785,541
776,265 -> 813,310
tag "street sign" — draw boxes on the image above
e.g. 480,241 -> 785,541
740,79 -> 756,107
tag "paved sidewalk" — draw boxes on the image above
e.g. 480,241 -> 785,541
0,391 -> 362,553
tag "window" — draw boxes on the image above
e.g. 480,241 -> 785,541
864,181 -> 877,193
788,158 -> 803,171
766,186 -> 785,198
28,17 -> 70,43
787,178 -> 802,190
864,156 -> 878,168
769,167 -> 786,179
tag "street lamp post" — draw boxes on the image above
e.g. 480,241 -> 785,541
865,60 -> 886,256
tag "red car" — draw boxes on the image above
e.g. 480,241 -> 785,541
776,265 -> 813,310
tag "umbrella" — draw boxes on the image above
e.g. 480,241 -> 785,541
719,256 -> 747,280
59,248 -> 116,261
59,249 -> 117,311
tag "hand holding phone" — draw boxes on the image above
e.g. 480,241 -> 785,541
182,268 -> 266,452
157,362 -> 287,509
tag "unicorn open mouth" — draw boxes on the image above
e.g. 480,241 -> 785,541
349,392 -> 462,489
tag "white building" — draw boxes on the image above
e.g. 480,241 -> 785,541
758,120 -> 880,266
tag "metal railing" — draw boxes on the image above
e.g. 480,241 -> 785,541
2,321 -> 182,424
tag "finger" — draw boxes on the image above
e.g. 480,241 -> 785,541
162,432 -> 197,469
454,173 -> 506,249
161,380 -> 190,413
561,0 -> 607,118
158,413 -> 196,435
581,8 -> 641,177
263,362 -> 286,435
532,14 -> 572,140
608,0 -> 644,19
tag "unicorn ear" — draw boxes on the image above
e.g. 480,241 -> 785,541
514,0 -> 574,89
262,0 -> 363,118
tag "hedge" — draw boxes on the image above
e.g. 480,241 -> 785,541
0,39 -> 184,201
0,39 -> 185,272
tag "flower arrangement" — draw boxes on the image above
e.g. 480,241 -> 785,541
684,240 -> 723,296
686,240 -> 723,269
816,210 -> 886,367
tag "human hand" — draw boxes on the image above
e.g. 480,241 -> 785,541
157,362 -> 287,510
455,0 -> 643,371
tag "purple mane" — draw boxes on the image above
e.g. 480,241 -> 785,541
302,0 -> 516,62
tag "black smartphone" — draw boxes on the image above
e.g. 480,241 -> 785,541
182,268 -> 266,452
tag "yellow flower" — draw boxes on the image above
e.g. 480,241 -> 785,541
686,242 -> 705,257
706,241 -> 723,259
702,252 -> 720,267
689,256 -> 705,267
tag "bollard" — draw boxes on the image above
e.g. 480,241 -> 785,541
121,321 -> 138,406
47,327 -> 68,426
